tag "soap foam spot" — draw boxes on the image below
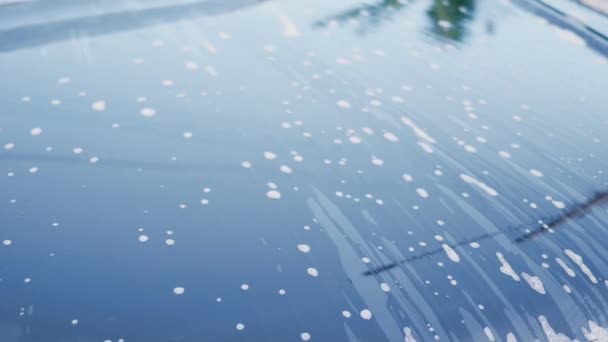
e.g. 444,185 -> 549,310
30,127 -> 43,136
267,190 -> 281,199
336,100 -> 351,109
297,244 -> 311,253
91,101 -> 106,112
360,309 -> 372,320
383,132 -> 399,142
140,108 -> 156,117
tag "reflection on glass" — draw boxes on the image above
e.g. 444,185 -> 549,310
426,0 -> 476,42
313,0 -> 409,35
313,0 -> 478,42
0,0 -> 264,53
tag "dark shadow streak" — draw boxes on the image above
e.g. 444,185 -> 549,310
0,0 -> 266,53
362,230 -> 505,275
514,191 -> 608,243
571,0 -> 608,20
514,0 -> 608,56
363,191 -> 608,276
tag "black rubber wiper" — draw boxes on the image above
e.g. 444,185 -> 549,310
514,191 -> 608,243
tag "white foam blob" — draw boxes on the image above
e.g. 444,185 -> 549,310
371,157 -> 384,166
530,169 -> 544,177
416,188 -> 429,198
140,108 -> 156,117
336,100 -> 351,109
522,272 -> 546,294
91,101 -> 106,112
349,136 -> 362,144
383,132 -> 399,142
185,61 -> 199,70
497,252 -> 520,281
264,151 -> 277,160
267,190 -> 281,199
30,127 -> 42,136
442,244 -> 460,263
460,174 -> 498,197
360,309 -> 372,320
307,267 -> 319,277
297,244 -> 311,253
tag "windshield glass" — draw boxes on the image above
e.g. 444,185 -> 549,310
1,0 -> 608,341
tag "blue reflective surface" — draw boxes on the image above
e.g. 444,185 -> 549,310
1,0 -> 608,341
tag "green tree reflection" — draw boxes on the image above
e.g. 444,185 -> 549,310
313,0 -> 477,43
313,0 -> 409,35
427,0 -> 476,42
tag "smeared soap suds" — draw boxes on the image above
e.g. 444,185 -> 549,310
404,327 -> 417,342
538,316 -> 573,341
555,258 -> 576,277
497,252 -> 520,281
564,249 -> 597,284
522,272 -> 546,294
460,174 -> 498,197
582,321 -> 608,341
442,244 -> 460,263
383,132 -> 399,142
401,116 -> 436,143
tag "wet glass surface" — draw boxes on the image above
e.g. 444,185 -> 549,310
1,0 -> 608,341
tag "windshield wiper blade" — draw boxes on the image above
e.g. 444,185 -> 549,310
514,191 -> 608,243
363,191 -> 608,276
